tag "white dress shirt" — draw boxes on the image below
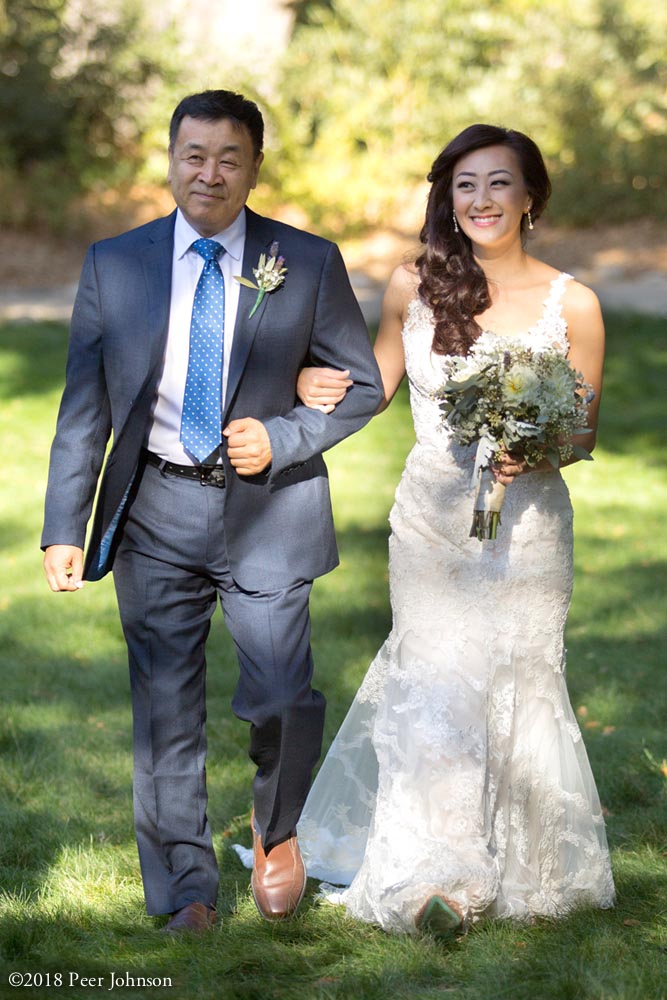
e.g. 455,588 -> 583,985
146,207 -> 246,464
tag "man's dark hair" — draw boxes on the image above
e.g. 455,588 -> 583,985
169,90 -> 264,159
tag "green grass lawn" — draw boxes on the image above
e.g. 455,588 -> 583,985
0,313 -> 665,999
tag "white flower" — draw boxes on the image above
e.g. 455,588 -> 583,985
234,243 -> 288,317
539,372 -> 575,410
501,364 -> 540,405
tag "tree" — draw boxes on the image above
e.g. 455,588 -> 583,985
0,0 -> 180,227
265,0 -> 667,233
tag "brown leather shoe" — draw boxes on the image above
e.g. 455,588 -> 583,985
250,811 -> 306,920
162,902 -> 217,934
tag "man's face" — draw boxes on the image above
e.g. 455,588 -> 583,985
168,115 -> 263,237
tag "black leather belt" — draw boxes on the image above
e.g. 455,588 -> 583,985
143,450 -> 226,488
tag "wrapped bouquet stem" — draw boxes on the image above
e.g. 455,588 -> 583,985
471,467 -> 506,541
468,431 -> 506,540
435,342 -> 595,542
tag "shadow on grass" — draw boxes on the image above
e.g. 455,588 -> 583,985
0,907 -> 180,996
600,313 -> 667,462
1,862 -> 664,1000
454,863 -> 667,1000
0,321 -> 69,399
0,516 -> 35,551
0,696 -> 135,902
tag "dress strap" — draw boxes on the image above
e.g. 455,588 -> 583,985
543,272 -> 574,323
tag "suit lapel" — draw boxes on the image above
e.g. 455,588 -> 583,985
139,212 -> 176,389
223,209 -> 274,418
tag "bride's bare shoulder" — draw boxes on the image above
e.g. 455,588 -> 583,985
385,261 -> 420,310
563,276 -> 601,312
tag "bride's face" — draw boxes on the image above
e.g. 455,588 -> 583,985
451,145 -> 532,252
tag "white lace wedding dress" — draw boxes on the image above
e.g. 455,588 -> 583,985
296,273 -> 615,933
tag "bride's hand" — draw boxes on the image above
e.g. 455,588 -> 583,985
491,451 -> 529,485
491,450 -> 554,484
297,367 -> 353,413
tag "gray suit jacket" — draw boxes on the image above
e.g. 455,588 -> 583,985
42,207 -> 382,589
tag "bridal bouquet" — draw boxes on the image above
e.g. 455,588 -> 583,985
436,342 -> 594,540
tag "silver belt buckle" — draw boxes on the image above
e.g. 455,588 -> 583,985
200,466 -> 225,488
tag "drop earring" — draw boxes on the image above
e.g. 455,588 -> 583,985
453,211 -> 459,234
527,209 -> 534,231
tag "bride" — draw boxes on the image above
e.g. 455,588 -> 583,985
293,124 -> 615,937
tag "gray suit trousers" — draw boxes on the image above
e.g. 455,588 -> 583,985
113,461 -> 325,915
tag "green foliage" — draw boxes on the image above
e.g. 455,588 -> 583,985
265,0 -> 667,234
288,0 -> 334,27
2,0 -> 666,238
0,0 -> 181,228
0,310 -> 666,998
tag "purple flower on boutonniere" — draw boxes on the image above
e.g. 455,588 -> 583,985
234,241 -> 288,318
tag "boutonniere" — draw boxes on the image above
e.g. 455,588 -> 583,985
234,241 -> 288,318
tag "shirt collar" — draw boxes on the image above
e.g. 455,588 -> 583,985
174,207 -> 247,262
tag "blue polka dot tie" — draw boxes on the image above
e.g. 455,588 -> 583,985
180,238 -> 226,463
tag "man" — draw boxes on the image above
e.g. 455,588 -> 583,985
42,90 -> 382,932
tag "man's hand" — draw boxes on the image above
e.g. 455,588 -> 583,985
296,367 -> 352,413
223,418 -> 272,476
43,545 -> 85,592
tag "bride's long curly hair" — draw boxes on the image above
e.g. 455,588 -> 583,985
417,124 -> 552,356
